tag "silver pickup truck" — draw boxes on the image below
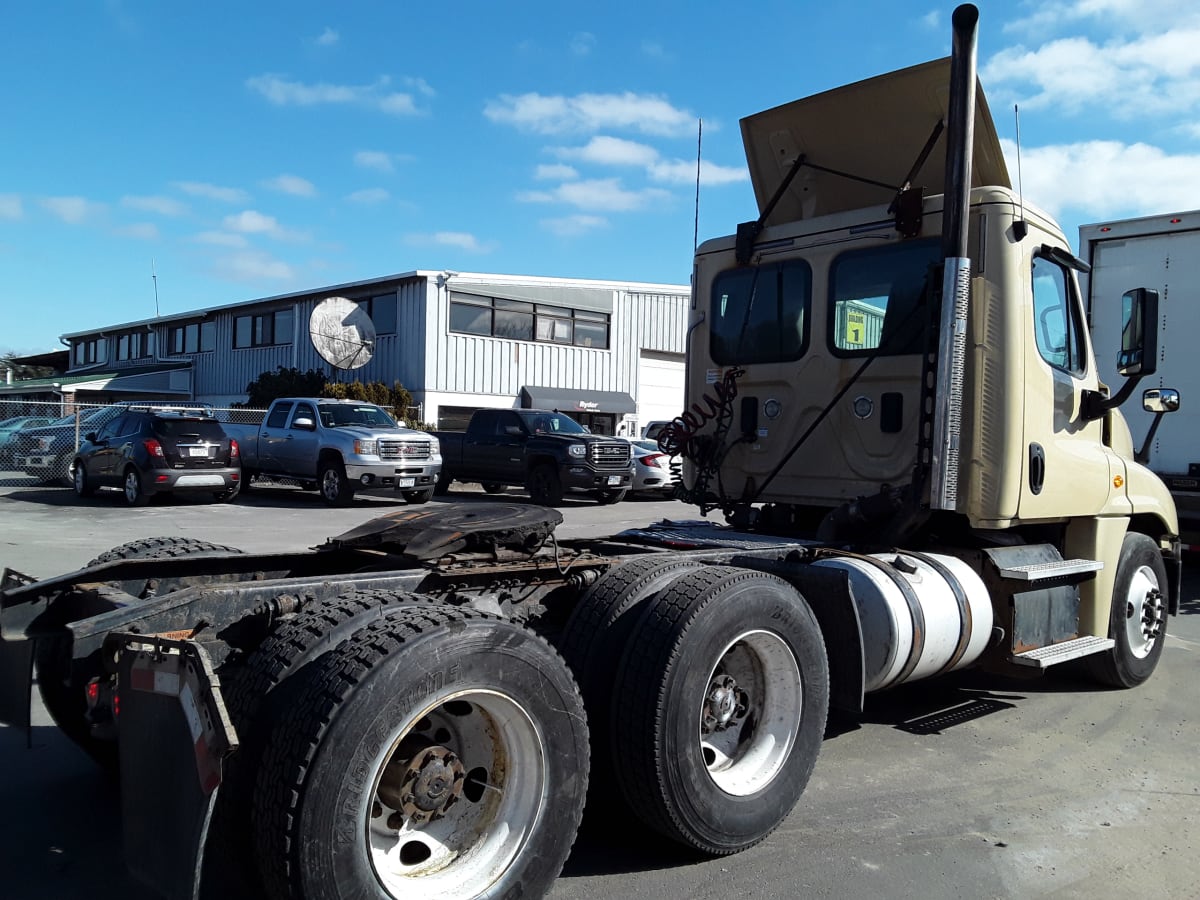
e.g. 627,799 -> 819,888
223,397 -> 441,506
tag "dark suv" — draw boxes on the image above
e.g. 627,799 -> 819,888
71,405 -> 241,505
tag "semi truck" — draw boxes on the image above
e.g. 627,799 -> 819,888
0,6 -> 1181,899
1079,210 -> 1198,543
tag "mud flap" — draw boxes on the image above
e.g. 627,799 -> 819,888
0,638 -> 33,734
112,634 -> 237,900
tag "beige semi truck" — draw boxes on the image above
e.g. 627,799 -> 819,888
0,5 -> 1180,899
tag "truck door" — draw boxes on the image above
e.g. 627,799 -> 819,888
274,401 -> 319,476
1018,250 -> 1122,519
258,401 -> 294,472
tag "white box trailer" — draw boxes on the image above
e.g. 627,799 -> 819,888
1080,210 -> 1200,539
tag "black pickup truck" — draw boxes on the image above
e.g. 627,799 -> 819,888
435,408 -> 634,505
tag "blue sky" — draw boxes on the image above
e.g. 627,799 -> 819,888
4,0 -> 1199,354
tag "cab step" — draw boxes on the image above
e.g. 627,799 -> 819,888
998,558 -> 1103,583
1010,635 -> 1114,668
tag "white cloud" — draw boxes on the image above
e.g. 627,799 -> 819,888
41,196 -> 101,224
355,150 -> 396,173
535,163 -> 578,181
484,91 -> 694,137
649,159 -> 749,187
195,230 -> 249,248
174,181 -> 250,204
1000,138 -> 1200,220
542,214 -> 608,236
570,32 -> 596,56
222,210 -> 308,241
262,174 -> 317,197
121,194 -> 188,216
405,231 -> 497,253
641,40 -> 671,61
246,74 -> 426,116
316,27 -> 338,46
518,178 -> 671,212
920,10 -> 940,29
215,250 -> 295,281
405,77 -> 436,98
0,195 -> 23,220
346,188 -> 390,204
115,223 -> 160,240
1003,0 -> 1200,35
557,136 -> 660,167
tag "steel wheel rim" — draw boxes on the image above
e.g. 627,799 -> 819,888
698,629 -> 802,796
124,470 -> 139,503
365,688 -> 547,897
1125,564 -> 1164,659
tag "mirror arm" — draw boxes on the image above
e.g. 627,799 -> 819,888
1135,412 -> 1167,465
1081,374 -> 1145,422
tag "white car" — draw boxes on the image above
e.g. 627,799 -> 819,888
628,438 -> 679,497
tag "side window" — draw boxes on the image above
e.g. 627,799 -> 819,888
266,402 -> 293,429
829,239 -> 941,357
496,412 -> 522,435
96,415 -> 127,441
291,403 -> 316,426
1031,256 -> 1086,375
471,410 -> 497,435
710,259 -> 810,365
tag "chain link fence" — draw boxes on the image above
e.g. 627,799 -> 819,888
0,399 -> 267,490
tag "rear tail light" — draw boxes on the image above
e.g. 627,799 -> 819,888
143,439 -> 164,458
230,438 -> 240,459
639,453 -> 666,469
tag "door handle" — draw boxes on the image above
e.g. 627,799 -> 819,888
1028,443 -> 1045,495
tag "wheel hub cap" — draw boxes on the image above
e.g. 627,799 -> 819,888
379,738 -> 466,826
702,674 -> 749,733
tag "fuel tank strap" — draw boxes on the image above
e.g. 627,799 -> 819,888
904,550 -> 973,674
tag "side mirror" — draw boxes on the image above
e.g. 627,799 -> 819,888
1082,287 -> 1161,421
504,425 -> 524,437
292,417 -> 316,430
1143,388 -> 1179,414
1117,288 -> 1159,377
84,431 -> 97,442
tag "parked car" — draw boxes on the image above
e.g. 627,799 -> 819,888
14,407 -> 127,484
0,415 -> 54,465
71,405 -> 241,505
627,438 -> 681,497
641,420 -> 672,441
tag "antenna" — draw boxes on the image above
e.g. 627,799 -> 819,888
1012,104 -> 1028,240
309,296 -> 376,371
694,118 -> 703,251
151,259 -> 160,316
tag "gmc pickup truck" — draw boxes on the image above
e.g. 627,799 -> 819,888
435,407 -> 634,505
223,397 -> 441,506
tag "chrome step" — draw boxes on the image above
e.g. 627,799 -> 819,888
998,558 -> 1103,582
1010,635 -> 1114,668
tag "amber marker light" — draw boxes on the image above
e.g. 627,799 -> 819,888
1114,475 -> 1124,489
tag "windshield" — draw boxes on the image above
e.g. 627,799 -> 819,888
319,404 -> 398,428
517,411 -> 587,435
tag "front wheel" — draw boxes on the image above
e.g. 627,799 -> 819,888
319,460 -> 355,506
612,567 -> 829,854
1087,532 -> 1169,688
401,487 -> 434,505
527,464 -> 563,506
593,488 -> 627,505
253,605 -> 589,900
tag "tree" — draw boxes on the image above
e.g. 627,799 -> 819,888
238,366 -> 329,408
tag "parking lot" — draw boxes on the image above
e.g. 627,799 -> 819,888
2,483 -> 1199,900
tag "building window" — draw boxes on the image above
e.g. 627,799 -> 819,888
73,337 -> 106,366
449,293 -> 610,349
357,294 -> 397,335
234,309 -> 294,348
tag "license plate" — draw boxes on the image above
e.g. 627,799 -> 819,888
397,477 -> 416,488
188,447 -> 208,457
607,475 -> 622,486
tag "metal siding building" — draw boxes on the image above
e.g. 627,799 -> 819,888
52,270 -> 689,434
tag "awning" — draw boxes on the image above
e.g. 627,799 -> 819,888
0,362 -> 194,397
519,385 -> 635,415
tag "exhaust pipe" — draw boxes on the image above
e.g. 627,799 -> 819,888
927,3 -> 979,513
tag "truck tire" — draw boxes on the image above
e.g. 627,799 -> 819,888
319,459 -> 355,506
401,487 -> 435,505
38,538 -> 244,770
208,590 -> 427,895
527,463 -> 564,506
611,567 -> 829,854
559,557 -> 708,819
481,482 -> 505,494
213,482 -> 241,503
433,473 -> 451,495
593,488 -> 627,505
1086,532 -> 1169,688
253,605 -> 589,900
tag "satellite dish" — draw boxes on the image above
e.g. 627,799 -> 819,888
309,296 -> 376,370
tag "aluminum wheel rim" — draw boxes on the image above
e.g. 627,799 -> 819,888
1124,564 -> 1164,659
321,469 -> 339,501
698,629 -> 802,796
366,688 -> 547,897
73,463 -> 85,495
124,470 -> 140,503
